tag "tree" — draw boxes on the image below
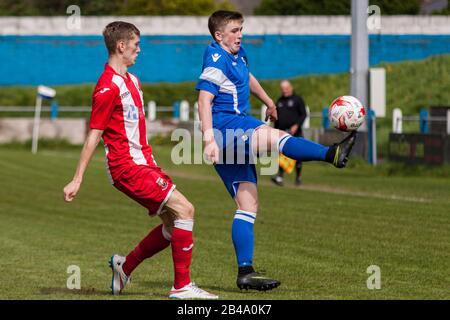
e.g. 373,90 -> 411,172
254,0 -> 351,15
116,0 -> 234,15
254,0 -> 422,15
370,0 -> 420,15
0,0 -> 235,16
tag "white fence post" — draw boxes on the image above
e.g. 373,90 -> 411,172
261,104 -> 269,124
194,102 -> 199,122
303,105 -> 310,129
148,101 -> 156,121
392,108 -> 402,134
447,109 -> 450,135
180,100 -> 189,122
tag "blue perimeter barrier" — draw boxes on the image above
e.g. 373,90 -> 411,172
0,35 -> 449,85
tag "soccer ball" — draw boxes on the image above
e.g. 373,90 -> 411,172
328,95 -> 366,132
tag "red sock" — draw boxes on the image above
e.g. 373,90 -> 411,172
171,220 -> 194,289
122,224 -> 170,276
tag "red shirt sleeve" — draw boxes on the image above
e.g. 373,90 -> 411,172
90,85 -> 118,130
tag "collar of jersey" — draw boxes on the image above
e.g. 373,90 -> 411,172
212,42 -> 240,61
104,63 -> 131,81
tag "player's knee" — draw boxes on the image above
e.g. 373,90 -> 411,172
178,200 -> 195,220
238,202 -> 258,214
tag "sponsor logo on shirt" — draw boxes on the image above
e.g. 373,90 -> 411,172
212,53 -> 221,62
121,91 -> 131,99
126,105 -> 139,121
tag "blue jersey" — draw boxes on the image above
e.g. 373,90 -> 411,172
196,42 -> 251,116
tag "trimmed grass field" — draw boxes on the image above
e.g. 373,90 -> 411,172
0,145 -> 449,300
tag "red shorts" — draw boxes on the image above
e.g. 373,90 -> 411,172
113,165 -> 175,216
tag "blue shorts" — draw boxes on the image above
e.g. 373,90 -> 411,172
212,112 -> 265,198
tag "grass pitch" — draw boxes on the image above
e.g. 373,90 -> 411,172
0,145 -> 449,300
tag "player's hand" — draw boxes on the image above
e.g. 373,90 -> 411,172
204,139 -> 220,165
265,106 -> 278,122
63,180 -> 81,202
289,124 -> 299,135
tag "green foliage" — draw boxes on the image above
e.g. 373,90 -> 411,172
117,0 -> 235,16
0,0 -> 234,16
254,0 -> 423,15
432,5 -> 450,15
370,0 -> 420,15
254,0 -> 351,15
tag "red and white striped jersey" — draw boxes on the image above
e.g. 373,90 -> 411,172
90,64 -> 156,183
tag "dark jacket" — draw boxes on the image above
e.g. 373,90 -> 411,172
274,93 -> 307,136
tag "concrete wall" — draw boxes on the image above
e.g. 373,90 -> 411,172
0,118 -> 87,144
0,118 -> 86,144
2,16 -> 449,35
0,16 -> 449,85
0,118 -> 181,144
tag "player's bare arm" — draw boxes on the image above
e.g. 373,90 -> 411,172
249,73 -> 277,122
198,90 -> 220,164
63,128 -> 103,202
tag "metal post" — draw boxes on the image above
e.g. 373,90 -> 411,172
148,101 -> 156,121
261,105 -> 269,124
322,107 -> 330,129
392,108 -> 403,134
180,100 -> 190,122
50,100 -> 58,120
447,109 -> 450,135
173,101 -> 180,120
367,110 -> 377,165
31,96 -> 42,154
350,0 -> 369,126
303,105 -> 310,129
420,109 -> 429,134
194,102 -> 200,122
32,85 -> 56,154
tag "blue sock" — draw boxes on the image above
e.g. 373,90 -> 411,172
232,210 -> 256,267
279,135 -> 329,161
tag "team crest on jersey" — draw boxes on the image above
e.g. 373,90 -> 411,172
156,177 -> 168,190
126,105 -> 139,120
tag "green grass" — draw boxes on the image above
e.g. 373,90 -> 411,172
0,144 -> 449,300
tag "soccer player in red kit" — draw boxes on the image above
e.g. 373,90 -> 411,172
63,21 -> 217,299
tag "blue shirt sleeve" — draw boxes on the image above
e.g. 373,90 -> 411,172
195,47 -> 227,96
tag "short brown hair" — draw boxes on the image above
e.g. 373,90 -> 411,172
102,21 -> 140,55
208,10 -> 244,41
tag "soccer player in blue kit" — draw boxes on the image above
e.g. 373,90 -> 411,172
196,10 -> 356,291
